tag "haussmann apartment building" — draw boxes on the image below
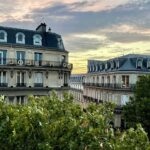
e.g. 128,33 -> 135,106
0,23 -> 72,104
82,54 -> 150,127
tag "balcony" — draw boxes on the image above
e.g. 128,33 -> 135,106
34,83 -> 43,87
83,83 -> 135,91
16,83 -> 26,87
0,58 -> 72,70
0,83 -> 8,87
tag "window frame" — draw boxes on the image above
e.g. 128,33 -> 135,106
0,30 -> 7,42
147,59 -> 150,69
33,34 -> 42,46
16,32 -> 25,44
136,58 -> 143,69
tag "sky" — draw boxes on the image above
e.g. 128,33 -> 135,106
0,0 -> 150,73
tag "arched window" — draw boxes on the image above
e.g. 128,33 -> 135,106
111,61 -> 114,69
147,59 -> 150,69
57,37 -> 64,49
100,64 -> 103,71
105,63 -> 108,70
92,65 -> 95,72
0,30 -> 7,42
33,34 -> 42,46
136,58 -> 143,69
116,60 -> 119,69
16,32 -> 25,44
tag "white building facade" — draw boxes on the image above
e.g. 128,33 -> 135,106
70,74 -> 85,103
0,23 -> 72,104
83,54 -> 150,127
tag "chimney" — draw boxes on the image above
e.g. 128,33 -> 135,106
36,23 -> 46,32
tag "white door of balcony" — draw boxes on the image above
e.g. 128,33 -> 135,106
0,51 -> 3,64
35,73 -> 42,83
0,72 -> 7,83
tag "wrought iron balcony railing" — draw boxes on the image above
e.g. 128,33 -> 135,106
34,83 -> 43,87
16,83 -> 26,87
83,82 -> 135,91
0,58 -> 73,69
0,83 -> 8,87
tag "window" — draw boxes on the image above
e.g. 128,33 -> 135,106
34,52 -> 42,66
16,51 -> 25,65
0,30 -> 7,42
147,59 -> 150,69
137,59 -> 143,69
0,50 -> 7,65
16,32 -> 25,44
121,95 -> 129,106
57,37 -> 64,49
113,75 -> 116,86
0,71 -> 7,87
107,76 -> 110,85
105,63 -> 108,70
8,96 -> 14,104
34,72 -> 43,87
111,61 -> 114,69
33,34 -> 42,46
116,60 -> 119,69
122,75 -> 129,88
92,65 -> 95,72
100,64 -> 103,70
96,76 -> 99,83
17,72 -> 25,87
102,76 -> 104,85
16,96 -> 25,104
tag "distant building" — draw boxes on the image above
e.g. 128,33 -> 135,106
70,74 -> 85,103
83,54 -> 150,127
0,23 -> 72,104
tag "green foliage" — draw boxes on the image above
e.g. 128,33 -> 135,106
123,75 -> 150,137
0,92 -> 150,150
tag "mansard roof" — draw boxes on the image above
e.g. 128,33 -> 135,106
0,23 -> 66,51
88,54 -> 150,73
70,74 -> 86,82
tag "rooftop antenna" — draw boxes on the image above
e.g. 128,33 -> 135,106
35,17 -> 45,26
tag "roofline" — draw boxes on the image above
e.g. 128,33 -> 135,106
88,53 -> 150,63
0,25 -> 61,37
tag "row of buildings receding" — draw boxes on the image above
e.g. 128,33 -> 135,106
70,54 -> 150,127
0,23 -> 72,104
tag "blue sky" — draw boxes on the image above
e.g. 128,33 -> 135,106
0,0 -> 150,73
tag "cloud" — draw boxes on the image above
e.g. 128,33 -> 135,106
107,32 -> 150,43
0,0 -> 150,73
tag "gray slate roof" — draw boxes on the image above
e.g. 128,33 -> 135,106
88,54 -> 150,73
0,24 -> 66,51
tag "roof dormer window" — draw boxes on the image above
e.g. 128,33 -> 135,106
111,61 -> 114,69
16,32 -> 25,44
100,64 -> 103,71
137,58 -> 143,69
57,37 -> 64,50
33,34 -> 42,46
95,65 -> 98,72
0,30 -> 7,42
92,65 -> 95,72
147,59 -> 150,69
105,63 -> 108,70
116,60 -> 119,69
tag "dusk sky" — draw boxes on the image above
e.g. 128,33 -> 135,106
0,0 -> 150,73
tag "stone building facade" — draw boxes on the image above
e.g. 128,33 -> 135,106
0,23 -> 72,104
70,74 -> 85,103
70,54 -> 150,127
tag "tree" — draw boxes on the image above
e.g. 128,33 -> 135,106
0,92 -> 150,150
123,75 -> 150,137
